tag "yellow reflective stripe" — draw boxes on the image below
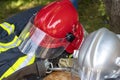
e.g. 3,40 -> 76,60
0,22 -> 15,35
0,55 -> 35,79
0,56 -> 27,79
4,22 -> 15,34
0,36 -> 18,46
4,22 -> 15,31
19,32 -> 30,41
16,52 -> 35,70
25,32 -> 30,40
27,55 -> 35,65
0,36 -> 21,53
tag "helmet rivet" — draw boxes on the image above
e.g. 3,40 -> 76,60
66,33 -> 75,42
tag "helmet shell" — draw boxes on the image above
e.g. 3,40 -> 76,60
34,0 -> 84,53
78,28 -> 120,80
34,0 -> 79,38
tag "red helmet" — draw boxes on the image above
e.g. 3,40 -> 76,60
34,0 -> 84,53
19,0 -> 84,59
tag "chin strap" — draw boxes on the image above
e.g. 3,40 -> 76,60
36,60 -> 47,77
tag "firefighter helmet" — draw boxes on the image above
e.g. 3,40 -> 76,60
19,0 -> 84,59
78,28 -> 120,80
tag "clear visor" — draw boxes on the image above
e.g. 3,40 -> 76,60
18,21 -> 70,59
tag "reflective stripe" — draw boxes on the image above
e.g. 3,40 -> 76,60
0,22 -> 35,79
0,55 -> 35,79
19,32 -> 30,41
27,55 -> 35,65
0,22 -> 15,35
0,36 -> 21,53
17,52 -> 35,70
0,22 -> 20,53
0,39 -> 35,79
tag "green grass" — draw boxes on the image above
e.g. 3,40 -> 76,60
78,0 -> 110,32
0,0 -> 54,22
0,0 -> 110,33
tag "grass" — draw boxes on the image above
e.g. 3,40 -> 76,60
0,0 -> 110,33
78,0 -> 110,32
0,0 -> 54,22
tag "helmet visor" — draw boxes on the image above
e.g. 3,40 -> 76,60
19,21 -> 70,59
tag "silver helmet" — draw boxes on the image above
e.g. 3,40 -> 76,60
78,28 -> 120,80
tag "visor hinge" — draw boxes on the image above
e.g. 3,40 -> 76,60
66,33 -> 75,42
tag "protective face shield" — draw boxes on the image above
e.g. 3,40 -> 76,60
77,28 -> 120,80
18,0 -> 84,59
18,19 -> 70,59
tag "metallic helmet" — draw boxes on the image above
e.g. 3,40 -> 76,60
78,28 -> 120,80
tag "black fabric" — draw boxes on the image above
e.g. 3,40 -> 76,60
0,31 -> 25,77
0,47 -> 25,77
0,27 -> 8,39
0,57 -> 21,77
0,6 -> 43,79
5,6 -> 43,36
0,47 -> 25,63
0,50 -> 70,79
0,33 -> 16,43
2,61 -> 43,80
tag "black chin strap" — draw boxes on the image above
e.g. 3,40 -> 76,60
36,60 -> 46,77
